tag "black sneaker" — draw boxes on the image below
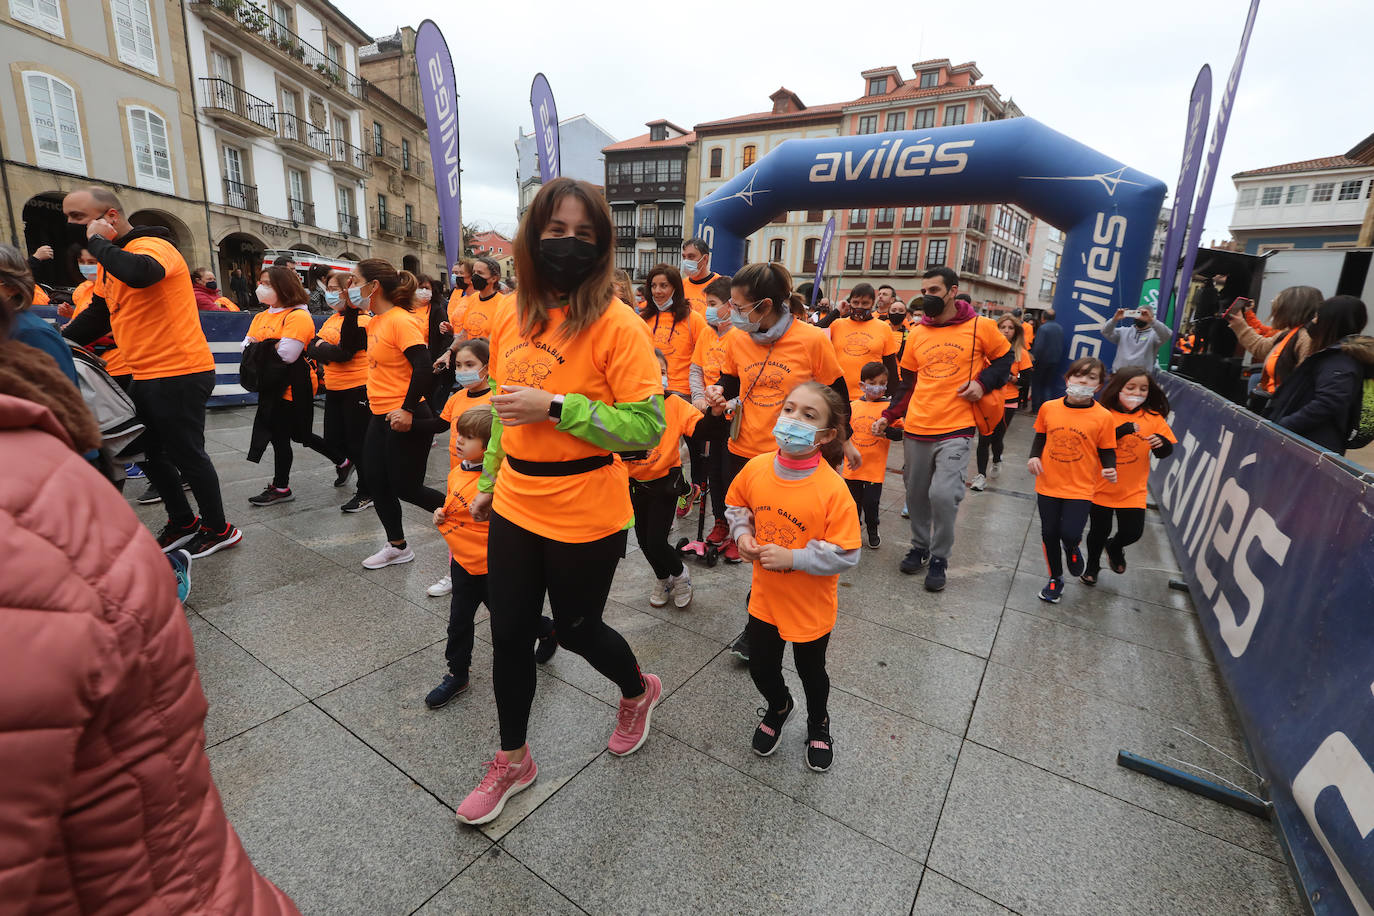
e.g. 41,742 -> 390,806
186,523 -> 243,558
1039,577 -> 1064,603
333,459 -> 356,488
1065,544 -> 1086,578
899,547 -> 929,575
806,720 -> 834,772
866,529 -> 881,550
424,673 -> 469,709
534,617 -> 558,664
924,556 -> 948,592
729,628 -> 751,663
248,486 -> 294,507
340,494 -> 373,513
136,483 -> 163,505
156,516 -> 201,552
752,696 -> 793,757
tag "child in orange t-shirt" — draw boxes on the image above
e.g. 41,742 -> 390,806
972,316 -> 1032,491
843,361 -> 899,549
1082,367 -> 1176,585
626,350 -> 703,609
725,382 -> 860,772
688,276 -> 736,555
1028,357 -> 1117,604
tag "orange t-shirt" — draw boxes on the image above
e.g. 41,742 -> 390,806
1000,348 -> 1033,401
1033,398 -> 1117,500
718,319 -> 844,459
683,272 -> 718,315
843,398 -> 892,485
445,287 -> 470,328
440,386 -> 493,470
366,306 -> 427,415
452,291 -> 503,340
316,310 -> 373,391
645,308 -> 707,394
70,282 -> 131,377
726,454 -> 861,642
1023,321 -> 1035,349
247,306 -> 317,401
94,236 -> 215,380
625,393 -> 701,482
437,464 -> 489,575
898,316 -> 1010,436
1093,408 -> 1175,509
692,325 -> 734,387
829,317 -> 898,399
488,298 -> 662,543
33,286 -> 50,305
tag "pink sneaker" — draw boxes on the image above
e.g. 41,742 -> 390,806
454,748 -> 538,825
607,673 -> 662,756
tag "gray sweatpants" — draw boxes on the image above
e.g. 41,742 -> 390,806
903,436 -> 972,560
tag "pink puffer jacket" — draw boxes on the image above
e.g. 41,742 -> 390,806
0,394 -> 299,915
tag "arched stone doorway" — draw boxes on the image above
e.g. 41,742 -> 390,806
217,230 -> 266,309
21,192 -> 77,288
402,254 -> 419,275
292,242 -> 321,255
128,208 -> 195,258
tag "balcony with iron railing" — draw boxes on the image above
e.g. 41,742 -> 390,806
223,178 -> 259,213
405,221 -> 427,242
275,112 -> 329,159
327,137 -> 370,178
616,226 -> 636,245
655,224 -> 683,242
200,78 -> 275,136
338,210 -> 359,236
191,0 -> 368,102
967,211 -> 988,234
287,197 -> 314,226
961,255 -> 983,275
369,133 -> 401,167
403,155 -> 426,179
372,209 -> 403,238
637,225 -> 657,238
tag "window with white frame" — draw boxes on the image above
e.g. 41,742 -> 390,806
24,72 -> 84,173
1286,184 -> 1308,205
10,0 -> 63,35
127,106 -> 173,193
112,0 -> 157,74
768,238 -> 783,262
1338,179 -> 1363,201
1312,182 -> 1335,203
1236,187 -> 1257,207
1260,186 -> 1282,206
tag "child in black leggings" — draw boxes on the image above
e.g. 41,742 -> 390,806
972,315 -> 1031,491
1028,357 -> 1117,604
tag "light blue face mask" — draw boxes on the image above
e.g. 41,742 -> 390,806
324,289 -> 342,308
655,297 -> 674,312
772,415 -> 820,454
78,264 -> 98,280
729,301 -> 762,334
679,258 -> 699,277
704,306 -> 722,325
347,285 -> 365,306
455,369 -> 484,388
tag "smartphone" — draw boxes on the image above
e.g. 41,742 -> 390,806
1122,309 -> 1143,320
1223,297 -> 1253,320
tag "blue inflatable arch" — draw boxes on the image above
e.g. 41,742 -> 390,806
692,117 -> 1166,372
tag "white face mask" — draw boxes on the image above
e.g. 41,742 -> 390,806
660,374 -> 670,389
1119,394 -> 1147,409
256,284 -> 277,306
1066,383 -> 1097,400
416,288 -> 433,302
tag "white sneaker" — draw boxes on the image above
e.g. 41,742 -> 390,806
969,474 -> 986,491
668,570 -> 693,609
900,505 -> 909,518
362,543 -> 415,569
649,577 -> 669,608
428,574 -> 452,597
991,459 -> 1002,475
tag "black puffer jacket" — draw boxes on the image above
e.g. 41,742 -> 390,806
1269,336 -> 1374,455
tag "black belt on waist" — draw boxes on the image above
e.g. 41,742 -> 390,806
506,453 -> 614,477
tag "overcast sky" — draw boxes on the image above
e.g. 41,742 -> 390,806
347,0 -> 1370,241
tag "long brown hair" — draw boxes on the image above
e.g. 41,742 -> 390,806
0,244 -> 35,318
1100,366 -> 1170,415
730,262 -> 801,324
258,266 -> 309,307
997,315 -> 1026,361
1270,285 -> 1322,330
512,177 -> 614,341
357,258 -> 417,310
792,380 -> 847,469
641,263 -> 689,323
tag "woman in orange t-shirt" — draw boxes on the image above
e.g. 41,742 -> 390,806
972,316 -> 1032,490
454,179 -> 666,826
1028,357 -> 1117,604
1082,367 -> 1176,585
725,382 -> 860,772
355,258 -> 445,571
308,270 -> 372,513
242,267 -> 346,506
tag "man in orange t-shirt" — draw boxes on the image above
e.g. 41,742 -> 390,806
827,283 -> 899,399
874,267 -> 1012,591
61,186 -> 239,559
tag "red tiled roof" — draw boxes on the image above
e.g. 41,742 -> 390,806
694,102 -> 848,132
861,65 -> 901,76
911,58 -> 950,68
950,61 -> 979,71
1233,156 -> 1366,178
602,130 -> 696,153
845,82 -> 998,107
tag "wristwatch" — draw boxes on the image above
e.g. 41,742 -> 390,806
548,394 -> 565,421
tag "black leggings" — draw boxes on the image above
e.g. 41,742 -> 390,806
1085,505 -> 1147,573
324,385 -> 371,497
630,469 -> 686,580
487,513 -> 644,750
1037,494 -> 1091,578
746,615 -> 831,727
445,559 -> 487,678
846,480 -> 882,534
975,406 -> 1015,475
267,401 -> 343,489
699,425 -> 730,520
363,412 -> 445,543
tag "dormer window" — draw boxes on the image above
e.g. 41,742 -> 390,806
650,124 -> 666,141
867,78 -> 886,96
919,71 -> 938,89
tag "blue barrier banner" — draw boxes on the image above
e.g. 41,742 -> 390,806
530,72 -> 560,184
416,20 -> 462,271
1154,373 -> 1374,914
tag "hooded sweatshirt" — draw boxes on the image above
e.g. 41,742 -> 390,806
1101,317 -> 1173,371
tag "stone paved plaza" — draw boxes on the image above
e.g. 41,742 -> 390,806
141,406 -> 1309,915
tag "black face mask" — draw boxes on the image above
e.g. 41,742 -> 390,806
1133,319 -> 1149,329
205,280 -> 218,291
65,221 -> 90,248
470,274 -> 489,292
889,313 -> 906,325
851,308 -> 873,322
915,293 -> 946,316
538,236 -> 601,292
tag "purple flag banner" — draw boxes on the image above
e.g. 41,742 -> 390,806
1160,65 -> 1212,333
1175,0 -> 1261,330
415,20 -> 462,271
810,215 -> 836,307
530,72 -> 560,184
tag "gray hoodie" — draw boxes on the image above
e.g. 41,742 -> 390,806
1101,318 -> 1173,371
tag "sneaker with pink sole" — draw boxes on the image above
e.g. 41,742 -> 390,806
454,748 -> 538,825
607,673 -> 662,756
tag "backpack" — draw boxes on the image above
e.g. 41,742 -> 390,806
66,342 -> 144,458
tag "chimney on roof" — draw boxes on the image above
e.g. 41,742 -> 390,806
769,88 -> 805,114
